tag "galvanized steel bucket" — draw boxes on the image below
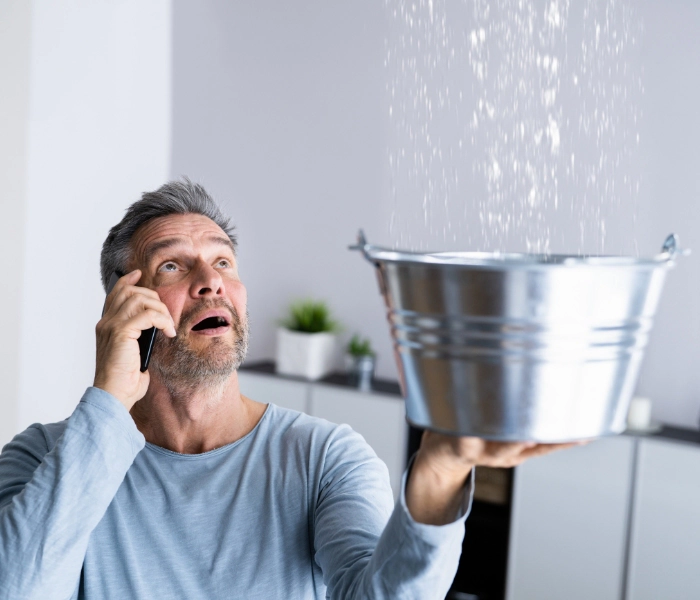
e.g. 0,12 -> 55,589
352,232 -> 686,442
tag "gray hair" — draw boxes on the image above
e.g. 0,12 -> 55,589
100,179 -> 237,291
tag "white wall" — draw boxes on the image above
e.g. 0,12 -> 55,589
0,0 -> 32,447
9,0 -> 172,437
634,1 -> 700,430
171,0 -> 396,380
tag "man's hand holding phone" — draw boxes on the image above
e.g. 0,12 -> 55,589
94,270 -> 177,411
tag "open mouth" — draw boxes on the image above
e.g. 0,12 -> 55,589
191,316 -> 230,332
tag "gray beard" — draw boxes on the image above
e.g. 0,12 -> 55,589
149,300 -> 249,396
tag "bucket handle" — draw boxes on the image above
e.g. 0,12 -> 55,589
659,233 -> 690,262
349,230 -> 389,295
348,229 -> 372,261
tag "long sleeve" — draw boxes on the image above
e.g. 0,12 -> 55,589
313,426 -> 473,600
0,387 -> 145,600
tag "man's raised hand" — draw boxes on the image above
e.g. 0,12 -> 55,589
93,270 -> 176,411
406,430 -> 581,525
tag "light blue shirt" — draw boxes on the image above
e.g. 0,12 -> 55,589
0,387 -> 471,599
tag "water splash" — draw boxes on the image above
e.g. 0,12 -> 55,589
386,0 -> 643,256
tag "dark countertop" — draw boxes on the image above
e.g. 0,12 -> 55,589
645,424 -> 700,447
239,360 -> 402,397
240,360 -> 700,446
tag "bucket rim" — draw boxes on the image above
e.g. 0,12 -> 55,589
351,231 -> 686,270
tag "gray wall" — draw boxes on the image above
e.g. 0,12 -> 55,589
634,2 -> 700,429
3,0 -> 172,440
171,0 -> 397,380
0,0 -> 31,446
172,0 -> 700,428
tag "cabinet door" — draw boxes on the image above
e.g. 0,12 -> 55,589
310,384 -> 407,499
506,436 -> 634,600
237,371 -> 309,413
626,439 -> 700,599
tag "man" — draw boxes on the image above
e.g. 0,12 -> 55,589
0,180 -> 573,599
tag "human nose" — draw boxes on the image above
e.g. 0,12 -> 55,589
189,259 -> 224,298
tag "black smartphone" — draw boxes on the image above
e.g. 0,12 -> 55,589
104,271 -> 158,372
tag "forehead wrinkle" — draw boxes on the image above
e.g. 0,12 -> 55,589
144,237 -> 190,265
128,214 -> 234,270
144,236 -> 234,263
207,235 -> 236,254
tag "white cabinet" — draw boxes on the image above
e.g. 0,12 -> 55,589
626,438 -> 700,600
237,370 -> 309,413
237,368 -> 407,499
310,384 -> 407,499
506,436 -> 635,600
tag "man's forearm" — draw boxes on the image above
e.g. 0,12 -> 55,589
405,451 -> 473,525
0,388 -> 144,600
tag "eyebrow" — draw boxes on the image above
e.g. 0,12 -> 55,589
144,235 -> 235,265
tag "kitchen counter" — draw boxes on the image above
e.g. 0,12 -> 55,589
239,360 -> 403,397
646,424 -> 700,446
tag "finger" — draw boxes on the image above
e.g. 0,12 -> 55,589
104,270 -> 136,315
107,280 -> 161,309
518,442 -> 580,460
105,270 -> 158,312
116,294 -> 173,325
102,295 -> 175,338
105,287 -> 164,325
484,441 -> 533,458
119,309 -> 177,338
112,269 -> 141,297
117,269 -> 141,283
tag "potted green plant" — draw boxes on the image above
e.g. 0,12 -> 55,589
276,300 -> 340,380
346,334 -> 376,392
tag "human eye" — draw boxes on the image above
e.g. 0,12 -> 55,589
215,259 -> 232,269
157,261 -> 179,273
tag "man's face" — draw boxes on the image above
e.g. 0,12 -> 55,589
129,213 -> 248,389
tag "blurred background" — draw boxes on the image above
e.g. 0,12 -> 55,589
1,2 -> 699,597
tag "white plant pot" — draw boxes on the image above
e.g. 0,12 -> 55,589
276,328 -> 337,380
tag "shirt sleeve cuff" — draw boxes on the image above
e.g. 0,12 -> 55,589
79,387 -> 145,453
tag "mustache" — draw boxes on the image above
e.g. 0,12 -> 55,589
177,299 -> 239,333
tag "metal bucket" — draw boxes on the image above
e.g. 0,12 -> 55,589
352,233 -> 686,442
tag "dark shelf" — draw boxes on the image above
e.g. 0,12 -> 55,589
649,424 -> 700,446
239,360 -> 403,397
